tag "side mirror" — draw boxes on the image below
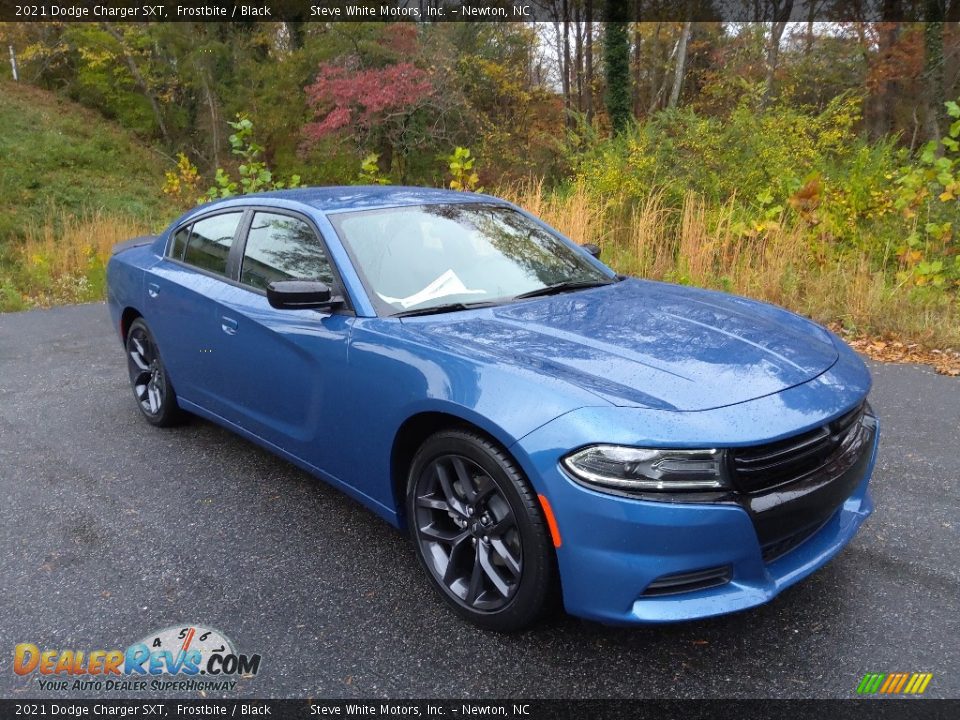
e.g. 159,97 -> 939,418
266,280 -> 343,311
581,243 -> 602,259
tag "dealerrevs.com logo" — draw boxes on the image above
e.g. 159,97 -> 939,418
13,625 -> 262,692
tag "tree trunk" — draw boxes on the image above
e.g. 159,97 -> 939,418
922,2 -> 945,144
550,14 -> 564,97
8,44 -> 18,82
585,0 -> 594,124
763,1 -> 794,107
284,21 -> 304,50
650,23 -> 680,114
573,3 -> 583,112
604,1 -> 632,134
868,11 -> 902,140
668,21 -> 692,109
202,70 -> 221,170
647,23 -> 663,114
376,139 -> 393,178
802,0 -> 826,56
102,23 -> 170,143
562,0 -> 572,125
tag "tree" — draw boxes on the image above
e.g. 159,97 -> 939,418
764,0 -> 795,106
668,21 -> 692,109
302,61 -> 435,179
604,1 -> 632,134
562,0 -> 572,124
585,0 -> 594,123
100,23 -> 169,144
922,1 -> 946,144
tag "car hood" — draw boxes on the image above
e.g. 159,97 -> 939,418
399,279 -> 839,411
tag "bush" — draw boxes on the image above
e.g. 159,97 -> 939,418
572,96 -> 959,294
504,97 -> 960,349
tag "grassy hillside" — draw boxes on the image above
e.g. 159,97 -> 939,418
0,80 -> 177,310
0,79 -> 174,244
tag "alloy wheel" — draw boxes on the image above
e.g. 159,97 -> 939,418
413,453 -> 523,612
126,325 -> 166,418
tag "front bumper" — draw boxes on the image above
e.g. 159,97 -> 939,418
515,402 -> 879,625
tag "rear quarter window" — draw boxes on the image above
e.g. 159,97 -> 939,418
180,212 -> 244,277
170,226 -> 190,260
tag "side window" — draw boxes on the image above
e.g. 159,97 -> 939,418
182,212 -> 243,277
170,225 -> 190,260
240,212 -> 335,291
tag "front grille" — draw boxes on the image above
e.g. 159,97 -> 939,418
730,403 -> 867,494
761,515 -> 833,563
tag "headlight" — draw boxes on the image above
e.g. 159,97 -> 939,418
561,445 -> 729,494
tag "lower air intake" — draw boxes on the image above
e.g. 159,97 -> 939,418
641,565 -> 733,597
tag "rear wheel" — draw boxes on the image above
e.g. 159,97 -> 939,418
125,318 -> 184,427
407,429 -> 554,631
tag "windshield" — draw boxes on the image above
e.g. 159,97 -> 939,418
330,203 -> 613,316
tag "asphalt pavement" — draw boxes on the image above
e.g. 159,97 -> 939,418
0,303 -> 957,699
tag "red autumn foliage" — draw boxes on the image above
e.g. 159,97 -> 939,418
302,62 -> 434,143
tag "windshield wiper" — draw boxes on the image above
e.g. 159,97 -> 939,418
393,301 -> 501,318
512,279 -> 617,300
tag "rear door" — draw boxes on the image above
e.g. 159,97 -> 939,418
146,210 -> 246,409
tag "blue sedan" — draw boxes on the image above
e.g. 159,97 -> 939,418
107,187 -> 878,630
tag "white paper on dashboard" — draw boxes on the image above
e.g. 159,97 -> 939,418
378,269 -> 485,309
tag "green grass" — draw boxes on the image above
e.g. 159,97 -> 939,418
0,79 -> 178,311
0,79 -> 175,245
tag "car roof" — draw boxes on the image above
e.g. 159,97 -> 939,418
222,186 -> 503,214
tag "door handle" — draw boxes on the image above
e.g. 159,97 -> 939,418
221,316 -> 238,336
147,282 -> 159,298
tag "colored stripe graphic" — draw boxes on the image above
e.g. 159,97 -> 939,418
879,674 -> 897,693
892,673 -> 909,693
857,672 -> 932,695
857,674 -> 885,694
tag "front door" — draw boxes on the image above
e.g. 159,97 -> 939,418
207,210 -> 352,472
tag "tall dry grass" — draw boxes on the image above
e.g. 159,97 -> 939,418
3,191 -> 957,349
2,210 -> 156,309
501,181 -> 960,349
20,210 -> 153,278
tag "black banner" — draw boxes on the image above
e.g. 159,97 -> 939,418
0,700 -> 958,720
0,0 -> 953,24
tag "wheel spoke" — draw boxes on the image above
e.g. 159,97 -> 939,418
129,350 -> 149,371
416,494 -> 450,512
144,336 -> 156,364
478,541 -> 511,597
131,336 -> 151,362
132,370 -> 151,388
147,385 -> 161,414
442,535 -> 472,585
451,457 -> 478,503
419,524 -> 469,545
473,475 -> 497,505
486,510 -> 515,538
490,537 -> 521,577
465,552 -> 484,605
435,463 -> 468,517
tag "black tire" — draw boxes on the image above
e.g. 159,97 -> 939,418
406,429 -> 555,632
125,318 -> 184,427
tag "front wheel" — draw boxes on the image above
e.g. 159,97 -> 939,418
125,318 -> 184,427
407,429 -> 555,631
